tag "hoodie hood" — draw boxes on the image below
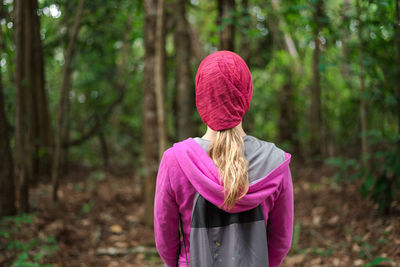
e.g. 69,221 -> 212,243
172,137 -> 291,213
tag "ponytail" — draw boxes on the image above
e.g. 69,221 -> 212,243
208,127 -> 249,210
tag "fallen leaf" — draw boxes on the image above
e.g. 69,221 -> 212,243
353,259 -> 364,266
332,258 -> 340,266
110,224 -> 123,234
328,216 -> 339,225
283,254 -> 305,265
352,244 -> 360,252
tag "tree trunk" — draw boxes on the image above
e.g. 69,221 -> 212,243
217,0 -> 235,51
14,0 -> 52,206
309,0 -> 323,157
98,131 -> 110,171
278,78 -> 299,153
174,0 -> 195,140
14,0 -> 31,212
395,0 -> 400,149
188,23 -> 206,62
32,0 -> 52,182
154,0 -> 167,160
339,0 -> 352,82
240,0 -> 250,63
143,0 -> 160,226
0,3 -> 16,216
52,0 -> 84,202
356,0 -> 368,165
270,0 -> 302,74
268,0 -> 300,155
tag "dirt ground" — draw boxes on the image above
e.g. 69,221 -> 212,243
1,161 -> 399,267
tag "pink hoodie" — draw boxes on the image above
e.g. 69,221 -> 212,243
154,137 -> 293,267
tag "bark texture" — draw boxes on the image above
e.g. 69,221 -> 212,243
0,3 -> 16,216
14,0 -> 52,211
240,0 -> 250,63
154,0 -> 167,160
309,0 -> 323,157
143,0 -> 160,226
174,0 -> 195,140
395,0 -> 400,149
189,23 -> 206,63
217,0 -> 235,51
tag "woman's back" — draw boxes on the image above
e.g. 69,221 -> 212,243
154,136 -> 293,267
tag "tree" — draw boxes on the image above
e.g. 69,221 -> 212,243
174,0 -> 195,140
0,2 -> 16,216
154,0 -> 167,160
395,0 -> 400,148
143,0 -> 161,226
239,0 -> 250,63
309,0 -> 324,157
217,0 -> 235,51
356,0 -> 368,166
14,0 -> 52,183
14,0 -> 52,211
269,0 -> 301,154
52,0 -> 85,202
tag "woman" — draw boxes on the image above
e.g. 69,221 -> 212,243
154,51 -> 293,267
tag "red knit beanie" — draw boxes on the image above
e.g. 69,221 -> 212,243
195,51 -> 253,131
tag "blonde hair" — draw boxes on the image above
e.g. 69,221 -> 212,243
208,127 -> 249,210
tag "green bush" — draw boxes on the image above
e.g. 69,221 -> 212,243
326,134 -> 400,214
0,214 -> 57,266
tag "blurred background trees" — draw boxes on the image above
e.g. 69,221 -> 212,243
0,0 -> 399,219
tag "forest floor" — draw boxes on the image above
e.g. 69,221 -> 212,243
1,161 -> 399,267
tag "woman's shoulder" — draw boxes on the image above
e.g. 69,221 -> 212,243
244,135 -> 286,158
160,137 -> 196,166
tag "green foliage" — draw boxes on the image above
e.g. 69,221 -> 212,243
363,257 -> 393,267
0,214 -> 58,266
325,157 -> 361,183
291,222 -> 301,252
81,200 -> 95,215
326,133 -> 400,214
310,247 -> 333,257
363,140 -> 400,214
89,170 -> 106,182
1,0 -> 399,223
1,0 -> 397,170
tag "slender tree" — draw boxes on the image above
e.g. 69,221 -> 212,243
0,3 -> 16,216
174,0 -> 195,140
339,0 -> 352,82
14,0 -> 35,211
356,0 -> 368,165
188,23 -> 206,62
52,0 -> 85,202
240,0 -> 250,63
143,0 -> 160,226
271,0 -> 302,73
154,0 -> 167,160
395,0 -> 400,148
269,0 -> 301,154
309,0 -> 323,157
217,0 -> 235,51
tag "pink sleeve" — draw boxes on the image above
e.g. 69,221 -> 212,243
267,167 -> 294,267
154,150 -> 180,267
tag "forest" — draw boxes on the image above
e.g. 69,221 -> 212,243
0,0 -> 399,266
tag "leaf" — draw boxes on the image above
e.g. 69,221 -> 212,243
110,224 -> 123,234
363,257 -> 392,267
